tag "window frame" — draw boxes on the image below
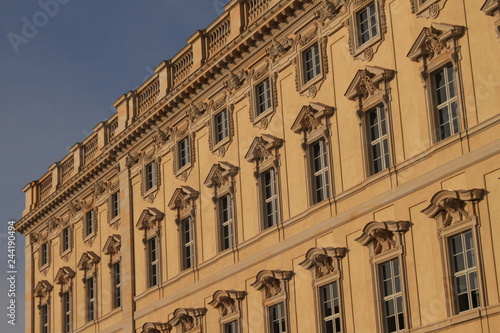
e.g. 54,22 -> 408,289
255,78 -> 273,117
356,2 -> 379,47
40,241 -> 49,268
218,193 -> 235,251
61,227 -> 71,253
180,216 -> 195,271
366,104 -> 390,175
378,257 -> 406,333
318,281 -> 343,333
410,0 -> 448,19
309,138 -> 331,205
112,261 -> 122,308
260,167 -> 280,230
41,303 -> 49,333
146,236 -> 160,288
213,108 -> 230,145
110,190 -> 120,220
144,160 -> 158,193
86,276 -> 96,322
82,208 -> 97,243
246,60 -> 278,128
268,301 -> 287,333
176,135 -> 192,173
61,291 -> 71,333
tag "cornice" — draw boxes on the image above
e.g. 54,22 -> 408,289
16,0 -> 336,235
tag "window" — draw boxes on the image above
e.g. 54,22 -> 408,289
262,168 -> 279,229
367,105 -> 390,174
40,242 -> 49,267
147,237 -> 159,287
357,3 -> 378,45
225,321 -> 239,333
379,258 -> 405,333
145,162 -> 157,192
61,227 -> 70,252
218,194 -> 234,251
214,109 -> 229,144
84,210 -> 95,237
62,291 -> 71,333
302,43 -> 321,83
110,191 -> 120,219
112,261 -> 122,308
86,277 -> 95,322
410,0 -> 448,18
449,231 -> 480,313
181,217 -> 195,270
41,303 -> 49,333
256,78 -> 272,116
432,64 -> 460,141
311,139 -> 330,204
320,282 -> 342,333
269,302 -> 287,333
178,137 -> 191,170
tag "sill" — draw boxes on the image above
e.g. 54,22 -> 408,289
212,136 -> 230,152
253,108 -> 273,124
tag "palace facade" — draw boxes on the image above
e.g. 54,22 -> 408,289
16,1 -> 500,333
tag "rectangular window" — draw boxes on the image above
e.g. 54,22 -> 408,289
358,3 -> 379,45
145,162 -> 157,191
85,210 -> 94,236
303,43 -> 321,83
41,303 -> 49,333
41,242 -> 49,266
320,282 -> 342,333
181,217 -> 194,270
311,139 -> 330,204
86,277 -> 95,322
449,230 -> 480,313
368,105 -> 389,174
62,291 -> 71,333
112,262 -> 122,308
379,258 -> 405,333
433,64 -> 459,141
269,302 -> 287,333
111,191 -> 120,219
219,194 -> 234,251
147,237 -> 159,287
178,137 -> 191,169
256,79 -> 272,115
262,168 -> 279,229
61,227 -> 70,252
215,109 -> 229,143
224,321 -> 239,333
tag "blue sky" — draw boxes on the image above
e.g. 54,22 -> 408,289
0,0 -> 229,330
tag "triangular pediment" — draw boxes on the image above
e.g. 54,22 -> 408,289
407,23 -> 464,62
55,266 -> 75,285
345,66 -> 395,100
244,134 -> 283,163
77,251 -> 100,271
204,162 -> 238,188
136,207 -> 165,231
102,234 -> 121,255
34,280 -> 53,297
291,103 -> 334,134
168,186 -> 199,211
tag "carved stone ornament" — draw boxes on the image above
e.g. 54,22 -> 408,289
410,0 -> 448,19
186,103 -> 208,122
47,216 -> 59,233
102,234 -> 121,259
481,0 -> 500,39
93,180 -> 107,197
169,308 -> 207,333
136,208 -> 165,241
204,162 -> 238,199
291,103 -> 334,141
355,221 -> 410,257
294,32 -> 329,97
421,189 -> 486,228
268,37 -> 293,60
316,0 -> 342,23
54,266 -> 76,292
244,134 -> 284,173
77,251 -> 100,279
224,71 -> 244,92
208,290 -> 246,317
300,247 -> 347,279
407,23 -> 465,63
125,152 -> 140,168
154,126 -> 171,145
34,280 -> 53,305
68,199 -> 82,215
141,322 -> 172,333
251,270 -> 293,299
168,186 -> 199,219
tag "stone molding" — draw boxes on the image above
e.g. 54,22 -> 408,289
251,269 -> 293,299
77,251 -> 100,280
300,246 -> 347,280
102,234 -> 121,264
34,280 -> 53,306
54,266 -> 75,293
169,308 -> 207,333
208,290 -> 246,318
410,0 -> 448,19
204,162 -> 238,201
136,208 -> 165,243
141,322 -> 172,333
355,220 -> 410,259
168,186 -> 199,221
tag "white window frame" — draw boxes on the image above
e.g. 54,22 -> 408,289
302,43 -> 322,84
218,194 -> 235,251
147,236 -> 159,288
61,291 -> 71,333
40,241 -> 49,267
367,105 -> 390,175
268,301 -> 287,333
144,161 -> 157,192
61,227 -> 71,253
181,217 -> 195,271
246,60 -> 278,128
214,108 -> 229,144
86,276 -> 96,322
310,138 -> 331,204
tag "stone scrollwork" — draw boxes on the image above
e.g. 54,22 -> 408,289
410,0 -> 448,19
268,37 -> 294,61
168,186 -> 199,222
136,207 -> 165,242
316,0 -> 343,23
204,162 -> 238,201
77,251 -> 100,280
251,270 -> 293,299
300,247 -> 347,280
142,322 -> 172,333
169,308 -> 207,333
209,290 -> 246,318
103,234 -> 121,265
245,134 -> 283,175
34,280 -> 53,306
54,266 -> 76,293
355,221 -> 410,259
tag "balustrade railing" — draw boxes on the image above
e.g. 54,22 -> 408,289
173,50 -> 194,86
246,0 -> 272,24
107,116 -> 118,141
61,157 -> 74,183
83,136 -> 98,165
39,175 -> 52,200
138,78 -> 160,114
207,18 -> 231,58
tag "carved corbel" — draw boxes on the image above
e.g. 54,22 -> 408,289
169,308 -> 207,332
300,247 -> 347,279
209,290 -> 246,317
168,186 -> 199,223
54,266 -> 75,294
355,221 -> 410,259
251,270 -> 293,299
136,208 -> 165,243
141,322 -> 172,333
